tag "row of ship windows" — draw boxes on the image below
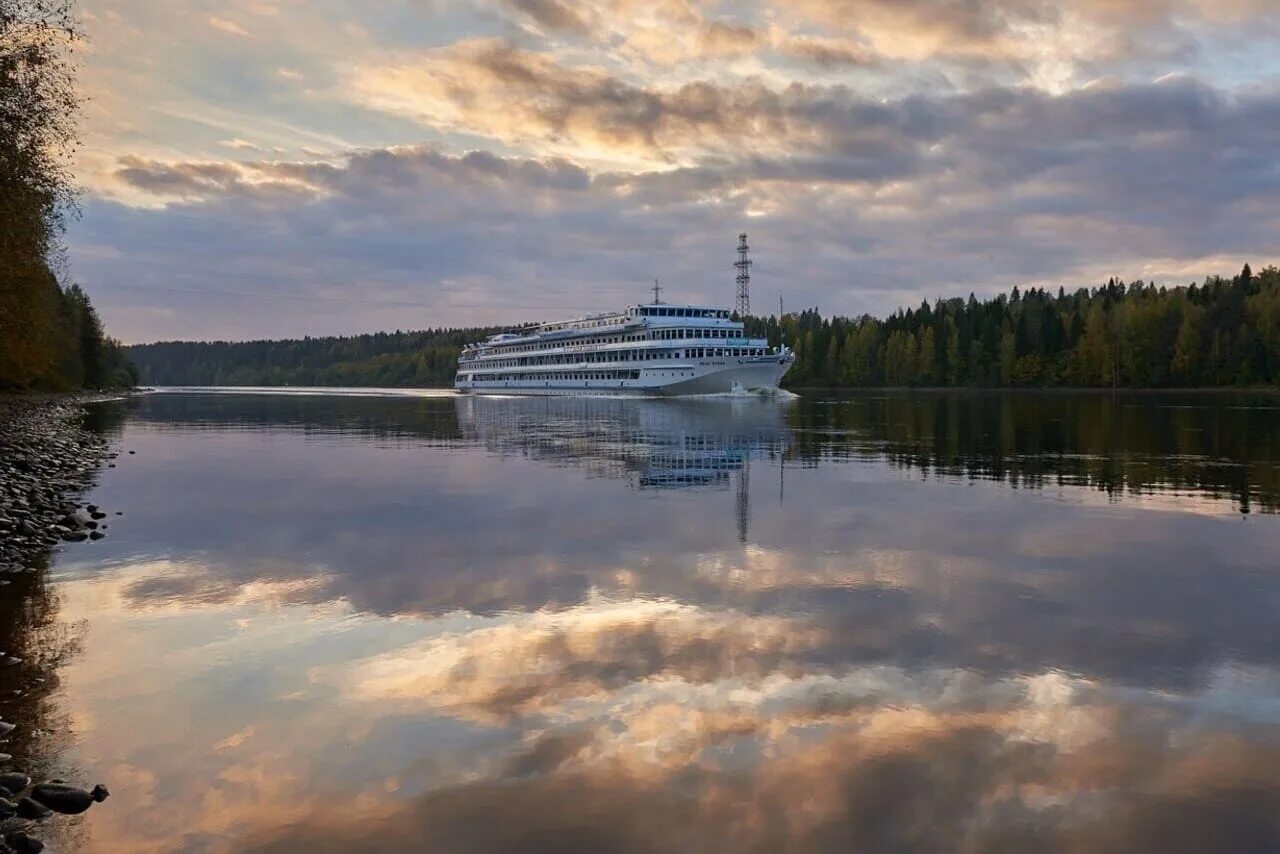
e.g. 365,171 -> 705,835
465,348 -> 769,369
655,328 -> 742,340
639,308 -> 731,318
481,328 -> 745,357
460,371 -> 643,382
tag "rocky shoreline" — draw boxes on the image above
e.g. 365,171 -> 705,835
0,395 -> 126,570
0,394 -> 121,852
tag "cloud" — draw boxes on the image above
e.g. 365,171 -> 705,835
339,40 -> 1280,188
114,156 -> 246,198
780,0 -> 1274,70
471,0 -> 1261,81
499,0 -> 593,36
339,39 -> 940,167
777,34 -> 879,68
111,155 -> 316,202
74,71 -> 1279,341
208,15 -> 253,38
344,40 -> 756,165
488,0 -> 767,65
220,138 -> 267,152
785,0 -> 1053,57
68,0 -> 1280,341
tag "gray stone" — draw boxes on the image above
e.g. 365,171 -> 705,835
0,773 -> 29,792
30,783 -> 98,815
5,831 -> 43,854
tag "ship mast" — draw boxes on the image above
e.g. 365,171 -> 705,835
652,278 -> 663,304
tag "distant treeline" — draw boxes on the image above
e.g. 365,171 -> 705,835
747,264 -> 1280,388
0,0 -> 134,391
129,265 -> 1280,390
126,328 -> 500,388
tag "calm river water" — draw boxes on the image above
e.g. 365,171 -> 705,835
19,389 -> 1280,851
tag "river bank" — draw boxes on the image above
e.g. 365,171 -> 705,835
0,395 -> 132,575
0,394 -> 122,850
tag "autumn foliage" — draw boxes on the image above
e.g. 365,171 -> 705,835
0,0 -> 132,390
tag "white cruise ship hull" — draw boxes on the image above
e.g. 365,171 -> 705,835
458,355 -> 792,397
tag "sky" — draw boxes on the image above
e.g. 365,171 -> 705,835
65,0 -> 1280,343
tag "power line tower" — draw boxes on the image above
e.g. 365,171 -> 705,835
734,233 -> 751,317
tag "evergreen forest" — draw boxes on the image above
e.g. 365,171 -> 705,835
747,264 -> 1280,388
127,265 -> 1280,390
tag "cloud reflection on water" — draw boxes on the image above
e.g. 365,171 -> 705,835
44,391 -> 1280,851
57,567 -> 1280,853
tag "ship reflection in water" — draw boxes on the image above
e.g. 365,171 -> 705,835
456,394 -> 793,540
21,390 -> 1280,852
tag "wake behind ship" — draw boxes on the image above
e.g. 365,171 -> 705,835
454,302 -> 794,396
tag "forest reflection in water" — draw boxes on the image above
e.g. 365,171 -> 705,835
19,389 -> 1280,852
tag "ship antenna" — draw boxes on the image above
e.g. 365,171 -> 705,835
652,278 -> 663,304
735,233 -> 751,317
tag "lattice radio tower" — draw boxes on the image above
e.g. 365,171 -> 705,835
734,233 -> 751,317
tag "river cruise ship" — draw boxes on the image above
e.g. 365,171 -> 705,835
454,303 -> 794,396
